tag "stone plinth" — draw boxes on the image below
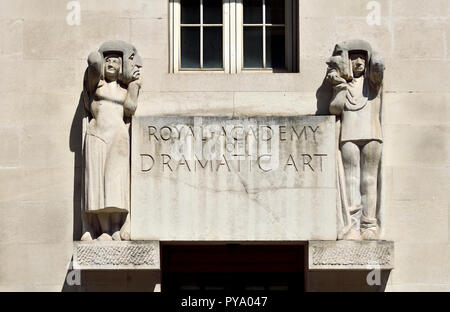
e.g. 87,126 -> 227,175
73,241 -> 160,270
131,116 -> 337,241
309,240 -> 394,270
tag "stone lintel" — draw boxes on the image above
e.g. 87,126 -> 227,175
73,241 -> 160,270
309,240 -> 394,270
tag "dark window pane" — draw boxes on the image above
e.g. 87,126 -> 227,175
266,26 -> 285,69
181,27 -> 200,68
204,0 -> 223,24
181,0 -> 200,24
243,27 -> 263,68
203,27 -> 223,68
243,0 -> 262,24
266,0 -> 285,24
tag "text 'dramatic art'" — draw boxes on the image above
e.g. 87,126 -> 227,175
138,122 -> 328,175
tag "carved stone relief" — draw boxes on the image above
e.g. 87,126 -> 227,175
326,40 -> 385,240
81,40 -> 142,241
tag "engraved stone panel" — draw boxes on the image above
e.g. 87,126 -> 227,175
131,116 -> 336,241
73,241 -> 160,270
309,240 -> 394,270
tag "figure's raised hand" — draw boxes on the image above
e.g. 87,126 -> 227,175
87,51 -> 102,75
369,53 -> 385,87
88,51 -> 102,66
129,77 -> 142,90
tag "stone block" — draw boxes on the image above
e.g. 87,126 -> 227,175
233,92 -> 318,116
0,59 -> 25,93
73,241 -> 160,270
0,169 -> 23,202
22,0 -> 66,21
131,116 -> 336,241
21,60 -> 86,95
0,200 -> 73,244
299,17 -> 337,59
334,17 -> 392,59
389,166 -> 450,202
301,0 -> 390,18
82,0 -> 167,19
383,124 -> 450,167
20,126 -> 74,169
0,0 -> 24,20
389,242 -> 450,285
309,240 -> 394,270
130,18 -> 168,60
21,92 -> 82,127
383,92 -> 450,126
23,17 -> 131,60
0,127 -> 21,168
0,168 -> 74,202
0,242 -> 73,289
137,91 -> 234,117
384,60 -> 450,92
391,0 -> 449,18
383,200 -> 448,243
393,19 -> 446,59
0,19 -> 23,58
0,92 -> 25,127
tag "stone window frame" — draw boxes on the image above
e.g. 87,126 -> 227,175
169,0 -> 299,73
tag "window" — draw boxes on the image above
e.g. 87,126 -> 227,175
170,0 -> 299,73
180,0 -> 225,69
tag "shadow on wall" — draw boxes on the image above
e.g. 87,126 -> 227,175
307,270 -> 391,292
62,268 -> 160,292
316,72 -> 333,116
69,83 -> 88,241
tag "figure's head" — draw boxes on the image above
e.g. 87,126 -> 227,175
98,40 -> 143,85
349,50 -> 367,78
104,53 -> 122,81
333,39 -> 372,79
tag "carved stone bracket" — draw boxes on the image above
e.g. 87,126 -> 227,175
73,241 -> 160,270
309,240 -> 394,270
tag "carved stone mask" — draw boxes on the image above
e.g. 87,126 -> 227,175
121,45 -> 143,84
98,40 -> 143,85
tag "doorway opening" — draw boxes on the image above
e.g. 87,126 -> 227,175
161,244 -> 306,293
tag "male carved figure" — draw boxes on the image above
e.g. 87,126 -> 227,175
81,40 -> 142,241
326,40 -> 385,240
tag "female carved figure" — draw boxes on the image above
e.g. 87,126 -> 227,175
81,40 -> 142,241
326,40 -> 385,240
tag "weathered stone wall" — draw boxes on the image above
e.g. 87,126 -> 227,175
0,0 -> 449,291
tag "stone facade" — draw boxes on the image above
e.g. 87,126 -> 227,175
0,0 -> 449,292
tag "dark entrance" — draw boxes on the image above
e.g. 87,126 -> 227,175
161,244 -> 306,293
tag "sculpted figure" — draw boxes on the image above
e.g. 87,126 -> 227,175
81,40 -> 142,241
326,40 -> 385,240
